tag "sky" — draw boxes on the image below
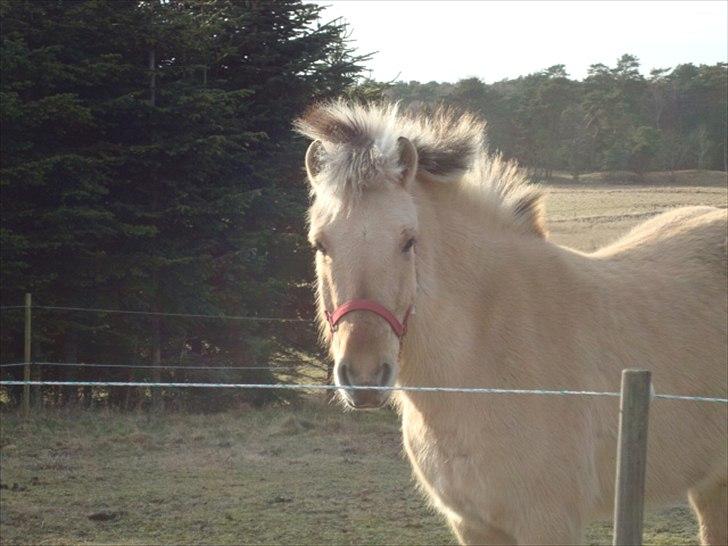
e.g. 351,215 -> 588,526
314,1 -> 728,83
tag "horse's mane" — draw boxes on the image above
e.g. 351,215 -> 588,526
294,100 -> 546,237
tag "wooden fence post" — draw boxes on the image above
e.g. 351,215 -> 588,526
23,293 -> 31,418
151,315 -> 161,410
613,369 -> 652,546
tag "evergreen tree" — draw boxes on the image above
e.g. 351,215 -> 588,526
0,0 -> 368,409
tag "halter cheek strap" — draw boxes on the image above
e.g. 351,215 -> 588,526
325,299 -> 412,338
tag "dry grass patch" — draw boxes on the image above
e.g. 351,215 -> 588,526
0,406 -> 702,545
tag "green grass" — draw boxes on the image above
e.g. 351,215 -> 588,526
2,174 -> 726,545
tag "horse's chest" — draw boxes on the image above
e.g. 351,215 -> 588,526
401,411 -> 485,521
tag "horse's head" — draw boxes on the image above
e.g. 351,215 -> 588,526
296,102 -> 484,409
305,135 -> 419,409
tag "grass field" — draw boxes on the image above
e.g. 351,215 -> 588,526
1,174 -> 726,545
0,408 -> 706,546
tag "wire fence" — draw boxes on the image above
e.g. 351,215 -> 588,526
0,361 -> 304,371
1,302 -> 726,405
0,299 -> 327,407
0,379 -> 726,403
1,304 -> 314,322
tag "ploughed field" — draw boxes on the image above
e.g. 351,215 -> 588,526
1,175 -> 726,545
544,171 -> 727,251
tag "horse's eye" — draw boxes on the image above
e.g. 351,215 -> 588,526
402,237 -> 416,253
314,240 -> 327,256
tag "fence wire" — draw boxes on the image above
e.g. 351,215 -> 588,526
0,362 -> 303,371
1,304 -> 313,322
1,380 -> 726,403
1,303 -> 725,404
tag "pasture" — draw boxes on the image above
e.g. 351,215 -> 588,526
1,176 -> 726,545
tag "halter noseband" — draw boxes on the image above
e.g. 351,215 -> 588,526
325,299 -> 412,338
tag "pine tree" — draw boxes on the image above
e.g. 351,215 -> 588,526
0,0 -> 368,408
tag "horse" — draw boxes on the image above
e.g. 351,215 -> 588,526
294,101 -> 727,545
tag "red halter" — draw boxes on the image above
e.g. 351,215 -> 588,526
325,299 -> 412,338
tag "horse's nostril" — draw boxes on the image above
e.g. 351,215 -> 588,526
380,362 -> 393,386
338,362 -> 352,386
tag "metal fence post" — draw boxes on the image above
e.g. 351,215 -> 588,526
23,293 -> 32,417
613,369 -> 652,546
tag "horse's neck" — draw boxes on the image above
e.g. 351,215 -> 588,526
400,179 -> 586,391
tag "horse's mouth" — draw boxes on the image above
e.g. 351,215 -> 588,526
339,388 -> 390,410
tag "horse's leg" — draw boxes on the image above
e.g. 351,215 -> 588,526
688,478 -> 728,546
448,518 -> 516,545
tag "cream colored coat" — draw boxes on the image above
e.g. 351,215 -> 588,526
295,101 -> 727,545
397,189 -> 727,544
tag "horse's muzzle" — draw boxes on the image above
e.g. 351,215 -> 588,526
336,361 -> 393,410
342,388 -> 390,410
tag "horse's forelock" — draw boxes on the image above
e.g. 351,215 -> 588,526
294,101 -> 484,192
295,102 -> 401,196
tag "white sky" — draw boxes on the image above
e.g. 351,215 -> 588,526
314,1 -> 728,83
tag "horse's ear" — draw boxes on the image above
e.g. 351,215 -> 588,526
397,137 -> 418,189
305,140 -> 324,184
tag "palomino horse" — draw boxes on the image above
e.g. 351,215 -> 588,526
295,102 -> 727,545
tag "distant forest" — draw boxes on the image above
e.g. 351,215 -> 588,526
380,56 -> 727,178
0,0 -> 725,410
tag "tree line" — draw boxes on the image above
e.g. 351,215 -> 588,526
386,56 -> 727,179
1,1 -> 725,410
